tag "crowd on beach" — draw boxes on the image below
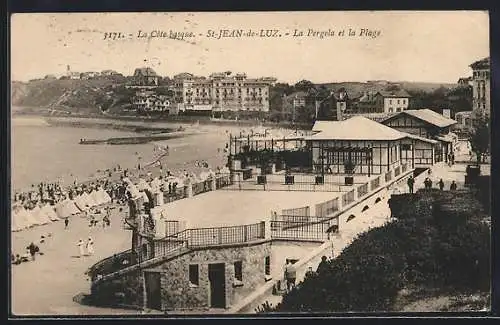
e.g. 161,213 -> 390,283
11,125 -> 291,267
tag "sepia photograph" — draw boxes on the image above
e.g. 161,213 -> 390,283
9,11 -> 491,316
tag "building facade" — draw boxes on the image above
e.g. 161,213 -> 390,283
352,89 -> 411,114
470,57 -> 490,118
173,72 -> 276,113
382,109 -> 457,164
133,67 -> 160,87
308,116 -> 405,175
132,91 -> 178,115
374,90 -> 411,113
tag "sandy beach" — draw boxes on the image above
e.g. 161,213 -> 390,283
10,116 -> 293,315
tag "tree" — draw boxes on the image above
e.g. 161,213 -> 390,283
470,118 -> 490,163
294,80 -> 315,92
385,84 -> 401,91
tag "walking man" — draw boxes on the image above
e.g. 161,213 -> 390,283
27,242 -> 38,261
316,255 -> 329,274
450,181 -> 458,191
284,261 -> 297,292
64,217 -> 69,229
438,179 -> 445,191
407,176 -> 415,194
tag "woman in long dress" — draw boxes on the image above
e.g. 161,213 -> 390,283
87,237 -> 94,255
77,239 -> 85,257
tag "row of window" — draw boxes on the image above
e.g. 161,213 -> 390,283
473,70 -> 490,79
387,99 -> 407,105
188,257 -> 271,286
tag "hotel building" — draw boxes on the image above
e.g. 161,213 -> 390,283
173,72 -> 276,113
470,57 -> 490,119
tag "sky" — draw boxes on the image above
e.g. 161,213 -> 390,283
11,11 -> 490,84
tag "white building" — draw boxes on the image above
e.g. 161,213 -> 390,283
470,57 -> 490,119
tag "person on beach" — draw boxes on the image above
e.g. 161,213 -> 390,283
284,261 -> 297,291
77,239 -> 85,257
64,217 -> 69,229
407,176 -> 415,194
316,256 -> 329,274
305,265 -> 315,279
27,242 -> 39,261
450,181 -> 458,191
86,237 -> 94,256
438,179 -> 445,191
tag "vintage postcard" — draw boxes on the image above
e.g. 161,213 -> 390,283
10,11 -> 491,316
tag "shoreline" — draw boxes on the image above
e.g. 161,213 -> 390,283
12,107 -> 312,131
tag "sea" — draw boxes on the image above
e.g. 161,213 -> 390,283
11,116 -> 230,192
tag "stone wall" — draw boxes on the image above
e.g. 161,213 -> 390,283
146,241 -> 272,311
90,268 -> 144,308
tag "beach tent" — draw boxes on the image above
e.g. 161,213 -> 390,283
55,201 -> 67,219
23,207 -> 40,228
11,205 -> 24,231
42,204 -> 60,221
73,194 -> 89,211
94,188 -> 111,205
83,192 -> 97,208
38,205 -> 55,224
89,190 -> 102,206
67,199 -> 82,215
31,206 -> 50,225
17,206 -> 34,230
56,199 -> 81,218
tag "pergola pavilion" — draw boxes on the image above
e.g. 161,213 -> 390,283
306,116 -> 406,176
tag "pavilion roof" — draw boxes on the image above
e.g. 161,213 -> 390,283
308,116 -> 405,141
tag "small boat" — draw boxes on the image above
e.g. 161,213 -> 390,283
79,139 -> 104,145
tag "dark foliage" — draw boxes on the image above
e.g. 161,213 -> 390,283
272,191 -> 490,312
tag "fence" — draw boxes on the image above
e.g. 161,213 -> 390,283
357,182 -> 369,198
315,198 -> 340,218
87,249 -> 135,279
281,206 -> 310,217
270,217 -> 337,241
215,174 -> 232,189
385,170 -> 392,182
370,176 -> 380,191
192,179 -> 212,196
222,173 -> 346,192
342,189 -> 355,207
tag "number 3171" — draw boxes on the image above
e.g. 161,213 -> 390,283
103,32 -> 124,40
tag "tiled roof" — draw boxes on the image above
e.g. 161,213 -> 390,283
470,57 -> 490,69
376,89 -> 412,98
308,116 -> 405,141
134,67 -> 158,77
401,132 -> 438,144
397,109 -> 457,128
290,91 -> 309,99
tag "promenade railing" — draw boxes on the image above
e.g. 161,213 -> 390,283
357,182 -> 369,198
315,197 -> 340,218
270,216 -> 337,241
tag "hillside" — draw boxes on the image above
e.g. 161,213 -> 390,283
11,78 -> 126,115
11,78 -> 460,117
